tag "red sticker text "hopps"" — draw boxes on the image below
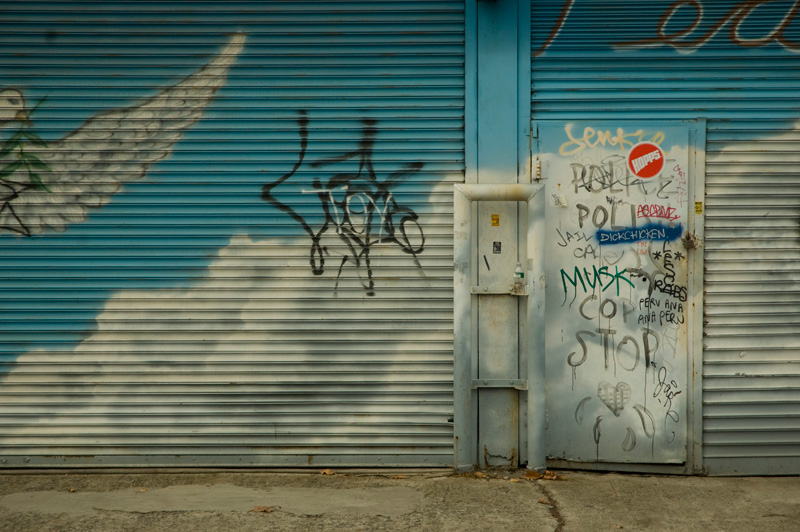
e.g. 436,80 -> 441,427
627,141 -> 665,179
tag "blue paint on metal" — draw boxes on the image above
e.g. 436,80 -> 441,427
532,0 -> 800,120
0,2 -> 466,373
532,0 -> 800,476
596,223 -> 683,245
0,35 -> 247,360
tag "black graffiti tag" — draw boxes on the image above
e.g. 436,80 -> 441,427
261,112 -> 425,296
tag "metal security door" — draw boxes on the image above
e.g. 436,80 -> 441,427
537,121 -> 700,464
0,1 -> 464,469
476,200 -> 522,467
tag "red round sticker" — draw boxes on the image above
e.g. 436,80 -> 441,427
627,141 -> 665,179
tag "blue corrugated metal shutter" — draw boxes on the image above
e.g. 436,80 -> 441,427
0,1 -> 464,467
532,0 -> 800,475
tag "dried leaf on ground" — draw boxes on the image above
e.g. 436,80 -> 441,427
390,475 -> 407,479
537,498 -> 550,505
138,489 -> 148,493
509,478 -> 521,483
473,471 -> 489,479
68,488 -> 77,493
525,470 -> 543,480
320,469 -> 335,475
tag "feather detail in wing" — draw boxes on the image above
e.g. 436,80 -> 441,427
0,33 -> 245,236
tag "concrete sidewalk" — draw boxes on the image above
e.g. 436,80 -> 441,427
0,469 -> 798,532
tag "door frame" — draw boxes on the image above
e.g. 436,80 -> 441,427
531,118 -> 706,475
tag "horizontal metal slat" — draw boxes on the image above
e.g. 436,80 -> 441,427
0,0 -> 464,468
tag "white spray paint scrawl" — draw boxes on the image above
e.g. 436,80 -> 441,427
541,121 -> 691,464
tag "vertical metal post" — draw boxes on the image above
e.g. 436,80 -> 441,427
526,187 -> 546,472
453,187 -> 474,471
687,119 -> 707,474
453,184 -> 545,472
460,0 -> 536,471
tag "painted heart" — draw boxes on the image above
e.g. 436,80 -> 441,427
597,381 -> 631,417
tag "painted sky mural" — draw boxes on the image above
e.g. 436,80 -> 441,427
0,1 -> 797,468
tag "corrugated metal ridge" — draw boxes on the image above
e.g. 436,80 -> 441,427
531,0 -> 800,473
0,0 -> 464,467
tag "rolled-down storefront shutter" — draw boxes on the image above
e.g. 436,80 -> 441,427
0,1 -> 464,467
532,0 -> 800,475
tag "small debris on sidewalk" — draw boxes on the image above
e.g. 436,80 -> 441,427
320,469 -> 335,475
525,469 -> 566,481
249,506 -> 276,513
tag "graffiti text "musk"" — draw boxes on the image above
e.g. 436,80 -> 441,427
561,265 -> 635,306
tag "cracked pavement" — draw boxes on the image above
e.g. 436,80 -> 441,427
1,469 -> 798,531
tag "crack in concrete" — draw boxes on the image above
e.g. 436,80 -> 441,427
538,483 -> 565,532
0,485 -> 425,517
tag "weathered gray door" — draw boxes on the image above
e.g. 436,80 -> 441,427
538,121 -> 699,464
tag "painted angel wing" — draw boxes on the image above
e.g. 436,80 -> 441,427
0,33 -> 245,236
